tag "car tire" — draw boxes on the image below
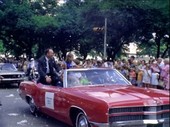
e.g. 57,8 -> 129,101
75,112 -> 90,127
28,98 -> 37,115
17,82 -> 20,87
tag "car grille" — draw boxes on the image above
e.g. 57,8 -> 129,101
109,107 -> 144,113
1,74 -> 23,78
109,105 -> 170,114
110,115 -> 143,122
109,112 -> 170,122
109,105 -> 170,123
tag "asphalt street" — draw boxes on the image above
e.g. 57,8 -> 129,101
0,84 -> 70,127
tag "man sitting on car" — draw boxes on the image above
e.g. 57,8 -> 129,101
37,48 -> 62,87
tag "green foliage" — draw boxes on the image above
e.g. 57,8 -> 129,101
0,40 -> 5,53
0,0 -> 169,59
32,15 -> 58,30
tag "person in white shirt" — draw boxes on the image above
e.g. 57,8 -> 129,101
150,61 -> 160,88
157,58 -> 164,70
27,58 -> 37,80
142,64 -> 152,88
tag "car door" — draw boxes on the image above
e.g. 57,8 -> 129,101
36,85 -> 60,112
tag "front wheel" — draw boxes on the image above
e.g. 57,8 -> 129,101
76,112 -> 90,127
29,98 -> 37,115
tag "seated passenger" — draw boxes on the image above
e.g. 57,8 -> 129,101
67,72 -> 80,87
87,71 -> 109,84
79,77 -> 90,85
67,72 -> 90,87
64,53 -> 77,69
37,48 -> 63,87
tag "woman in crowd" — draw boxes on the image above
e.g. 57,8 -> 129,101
150,61 -> 160,88
160,58 -> 169,90
83,59 -> 93,68
129,68 -> 136,86
142,64 -> 151,88
137,68 -> 143,87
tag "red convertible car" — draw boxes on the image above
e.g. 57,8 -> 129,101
19,68 -> 170,127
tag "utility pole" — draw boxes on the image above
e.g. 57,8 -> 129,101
104,17 -> 107,59
93,17 -> 107,59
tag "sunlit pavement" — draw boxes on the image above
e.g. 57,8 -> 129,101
0,84 -> 70,127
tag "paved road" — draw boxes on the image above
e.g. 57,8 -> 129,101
0,85 -> 70,127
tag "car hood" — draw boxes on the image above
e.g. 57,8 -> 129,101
0,70 -> 25,75
69,85 -> 169,107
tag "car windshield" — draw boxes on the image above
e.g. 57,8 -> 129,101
66,69 -> 131,88
0,63 -> 17,71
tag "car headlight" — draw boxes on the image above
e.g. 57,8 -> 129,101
22,74 -> 26,78
18,74 -> 25,78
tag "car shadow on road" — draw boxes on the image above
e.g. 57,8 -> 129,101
0,83 -> 19,89
19,107 -> 71,127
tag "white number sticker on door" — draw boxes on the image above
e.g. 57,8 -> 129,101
45,92 -> 54,110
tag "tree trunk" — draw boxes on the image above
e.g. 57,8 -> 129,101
155,38 -> 161,58
161,45 -> 169,58
26,46 -> 33,59
61,50 -> 67,60
36,41 -> 44,59
83,53 -> 87,60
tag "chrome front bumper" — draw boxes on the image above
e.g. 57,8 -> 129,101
90,118 -> 169,127
1,78 -> 25,82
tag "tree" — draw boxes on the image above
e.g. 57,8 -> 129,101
99,0 -> 170,59
133,0 -> 170,58
0,0 -> 169,59
0,0 -> 35,59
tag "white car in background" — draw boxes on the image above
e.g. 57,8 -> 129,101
0,63 -> 26,86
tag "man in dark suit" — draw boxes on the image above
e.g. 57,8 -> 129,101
37,48 -> 62,86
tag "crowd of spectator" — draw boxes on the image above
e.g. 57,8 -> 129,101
1,53 -> 169,90
57,54 -> 169,90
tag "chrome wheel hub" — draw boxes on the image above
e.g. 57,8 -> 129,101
29,99 -> 35,113
78,115 -> 88,127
